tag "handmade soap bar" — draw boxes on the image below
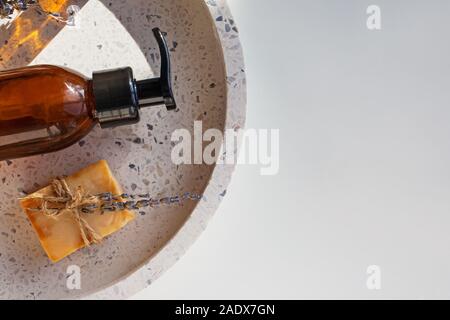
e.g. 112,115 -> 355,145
20,160 -> 135,263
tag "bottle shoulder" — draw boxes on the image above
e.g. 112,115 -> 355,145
0,64 -> 90,82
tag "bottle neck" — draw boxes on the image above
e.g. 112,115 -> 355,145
87,80 -> 98,121
91,67 -> 140,128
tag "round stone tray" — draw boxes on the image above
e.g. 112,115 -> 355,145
0,0 -> 246,299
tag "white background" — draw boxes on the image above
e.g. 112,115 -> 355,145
134,0 -> 450,299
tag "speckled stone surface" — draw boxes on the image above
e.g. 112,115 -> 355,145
0,0 -> 245,299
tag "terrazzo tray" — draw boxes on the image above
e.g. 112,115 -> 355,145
0,0 -> 246,299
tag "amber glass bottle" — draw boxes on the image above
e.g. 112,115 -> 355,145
0,28 -> 175,162
0,65 -> 96,160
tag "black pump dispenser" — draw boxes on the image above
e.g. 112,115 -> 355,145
92,28 -> 176,128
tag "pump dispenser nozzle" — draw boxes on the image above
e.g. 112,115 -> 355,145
92,28 -> 177,128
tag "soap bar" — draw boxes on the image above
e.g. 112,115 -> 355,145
20,160 -> 135,263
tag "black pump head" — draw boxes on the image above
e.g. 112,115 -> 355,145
92,27 -> 177,128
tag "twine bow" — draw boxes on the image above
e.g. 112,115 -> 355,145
30,178 -> 102,246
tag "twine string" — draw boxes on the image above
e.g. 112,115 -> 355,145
28,178 -> 102,246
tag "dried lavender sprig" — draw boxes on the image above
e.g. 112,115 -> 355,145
96,191 -> 202,202
80,192 -> 204,214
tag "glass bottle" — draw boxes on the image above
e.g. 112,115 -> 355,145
0,28 -> 176,161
